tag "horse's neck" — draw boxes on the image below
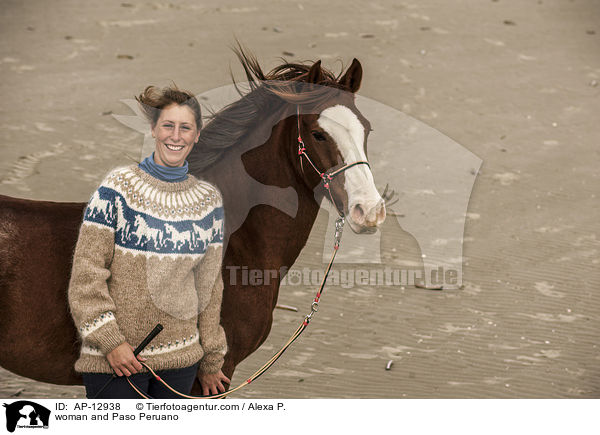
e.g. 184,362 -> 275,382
205,112 -> 321,273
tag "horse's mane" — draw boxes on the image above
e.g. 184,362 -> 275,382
189,41 -> 349,172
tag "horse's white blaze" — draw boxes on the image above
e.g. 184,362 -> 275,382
317,105 -> 384,226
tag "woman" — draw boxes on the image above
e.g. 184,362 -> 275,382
68,85 -> 230,398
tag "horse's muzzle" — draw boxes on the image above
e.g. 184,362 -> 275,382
348,199 -> 386,233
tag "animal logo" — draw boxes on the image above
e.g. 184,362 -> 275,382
2,401 -> 51,432
285,269 -> 303,286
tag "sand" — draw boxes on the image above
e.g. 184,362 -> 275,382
0,0 -> 598,399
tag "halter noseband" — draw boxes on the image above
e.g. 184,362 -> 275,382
296,105 -> 371,217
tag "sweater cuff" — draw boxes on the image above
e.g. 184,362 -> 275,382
198,350 -> 226,374
82,318 -> 127,356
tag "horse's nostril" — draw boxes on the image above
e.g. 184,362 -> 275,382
351,204 -> 365,223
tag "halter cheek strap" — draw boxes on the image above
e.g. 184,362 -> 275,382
296,105 -> 371,217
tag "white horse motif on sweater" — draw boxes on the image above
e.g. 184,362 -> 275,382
114,197 -> 131,243
191,222 -> 213,249
212,217 -> 224,240
89,190 -> 113,221
132,214 -> 164,249
164,223 -> 192,250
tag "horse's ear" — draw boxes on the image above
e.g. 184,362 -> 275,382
339,58 -> 362,93
307,60 -> 323,84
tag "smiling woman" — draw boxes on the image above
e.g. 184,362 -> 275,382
67,84 -> 230,399
136,85 -> 203,168
151,104 -> 199,167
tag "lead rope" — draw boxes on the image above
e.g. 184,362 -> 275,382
127,215 -> 345,399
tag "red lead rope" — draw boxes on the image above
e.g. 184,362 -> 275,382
127,218 -> 345,399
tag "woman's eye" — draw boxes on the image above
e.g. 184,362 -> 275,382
181,126 -> 191,130
311,131 -> 326,141
163,124 -> 173,128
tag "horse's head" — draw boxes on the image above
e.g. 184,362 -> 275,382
189,48 -> 387,235
294,59 -> 386,234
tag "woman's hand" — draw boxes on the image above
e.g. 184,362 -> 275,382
106,342 -> 147,377
198,370 -> 230,396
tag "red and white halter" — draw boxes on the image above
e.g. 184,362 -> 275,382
295,105 -> 371,218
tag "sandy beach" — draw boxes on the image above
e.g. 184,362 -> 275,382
0,0 -> 598,399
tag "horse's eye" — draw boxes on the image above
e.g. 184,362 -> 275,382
311,131 -> 326,141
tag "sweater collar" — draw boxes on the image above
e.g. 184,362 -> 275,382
138,153 -> 189,182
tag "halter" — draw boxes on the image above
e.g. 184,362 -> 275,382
295,105 -> 371,218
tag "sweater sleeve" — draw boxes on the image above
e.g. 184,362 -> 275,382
194,202 -> 227,374
68,182 -> 127,356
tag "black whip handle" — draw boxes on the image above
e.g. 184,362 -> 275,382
133,324 -> 163,356
91,324 -> 163,399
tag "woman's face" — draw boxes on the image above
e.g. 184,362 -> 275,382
152,103 -> 200,167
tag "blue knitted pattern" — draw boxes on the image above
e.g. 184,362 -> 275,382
83,166 -> 223,256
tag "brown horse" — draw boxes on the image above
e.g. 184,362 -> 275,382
0,47 -> 387,395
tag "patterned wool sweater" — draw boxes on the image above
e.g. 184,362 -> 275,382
68,164 -> 227,374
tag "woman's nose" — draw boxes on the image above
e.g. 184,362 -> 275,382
171,128 -> 181,141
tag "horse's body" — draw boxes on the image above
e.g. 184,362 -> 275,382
0,196 -> 84,384
0,48 -> 386,395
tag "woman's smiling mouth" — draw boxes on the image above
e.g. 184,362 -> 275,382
165,144 -> 185,151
